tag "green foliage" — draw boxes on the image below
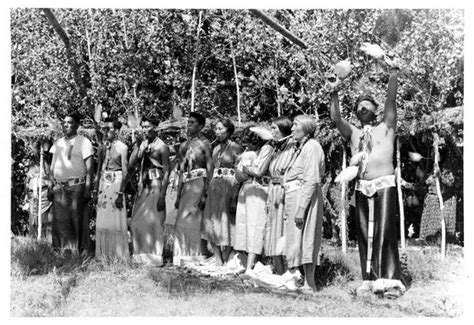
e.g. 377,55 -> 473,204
11,9 -> 464,237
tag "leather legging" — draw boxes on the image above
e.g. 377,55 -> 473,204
355,186 -> 401,280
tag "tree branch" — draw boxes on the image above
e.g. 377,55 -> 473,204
41,8 -> 87,99
249,9 -> 307,49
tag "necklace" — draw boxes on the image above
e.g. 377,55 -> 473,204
216,140 -> 231,168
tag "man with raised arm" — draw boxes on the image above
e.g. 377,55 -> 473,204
330,60 -> 405,298
128,116 -> 170,266
172,112 -> 212,266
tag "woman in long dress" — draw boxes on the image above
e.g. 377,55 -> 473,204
202,119 -> 243,266
263,117 -> 294,274
93,120 -> 129,260
283,115 -> 325,291
233,126 -> 274,272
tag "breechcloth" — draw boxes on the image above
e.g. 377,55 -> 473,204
355,175 -> 401,281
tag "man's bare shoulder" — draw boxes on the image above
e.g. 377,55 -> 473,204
374,121 -> 396,136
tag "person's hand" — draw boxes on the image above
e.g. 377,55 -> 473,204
295,216 -> 304,229
115,193 -> 124,209
384,54 -> 400,71
294,211 -> 305,229
326,78 -> 341,93
157,195 -> 166,212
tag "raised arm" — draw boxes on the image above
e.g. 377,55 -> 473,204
383,68 -> 398,129
330,87 -> 353,140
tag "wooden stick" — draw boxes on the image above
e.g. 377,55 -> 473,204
37,147 -> 44,240
190,11 -> 203,113
121,10 -> 129,50
433,132 -> 446,259
396,137 -> 406,250
340,145 -> 347,254
249,9 -> 307,49
229,38 -> 241,123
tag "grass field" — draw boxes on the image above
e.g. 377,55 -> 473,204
10,235 -> 465,317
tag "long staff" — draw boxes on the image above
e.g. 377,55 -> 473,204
37,138 -> 44,240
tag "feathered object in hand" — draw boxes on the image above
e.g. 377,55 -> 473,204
94,104 -> 103,123
334,60 -> 352,79
127,112 -> 139,129
360,42 -> 385,59
249,125 -> 273,141
349,151 -> 366,166
335,166 -> 359,183
236,151 -> 257,171
172,106 -> 184,121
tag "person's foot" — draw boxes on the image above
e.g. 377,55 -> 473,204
299,284 -> 316,294
240,268 -> 257,280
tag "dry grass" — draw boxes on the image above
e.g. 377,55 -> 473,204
10,236 -> 465,317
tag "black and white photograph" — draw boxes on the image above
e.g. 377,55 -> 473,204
6,1 -> 470,319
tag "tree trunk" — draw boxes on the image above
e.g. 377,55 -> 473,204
396,137 -> 406,250
190,11 -> 203,113
433,132 -> 446,259
340,145 -> 347,254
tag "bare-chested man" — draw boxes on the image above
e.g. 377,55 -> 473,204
172,112 -> 212,266
330,61 -> 405,298
129,116 -> 170,266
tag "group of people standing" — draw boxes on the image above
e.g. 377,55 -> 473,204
25,63 -> 406,297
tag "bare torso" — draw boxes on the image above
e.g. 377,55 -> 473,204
350,122 -> 395,180
143,138 -> 166,170
179,136 -> 210,170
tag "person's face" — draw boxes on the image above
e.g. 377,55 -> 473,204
102,122 -> 116,141
63,117 -> 79,136
215,122 -> 229,141
291,119 -> 306,143
142,121 -> 156,139
270,123 -> 283,141
187,117 -> 201,136
356,100 -> 377,123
